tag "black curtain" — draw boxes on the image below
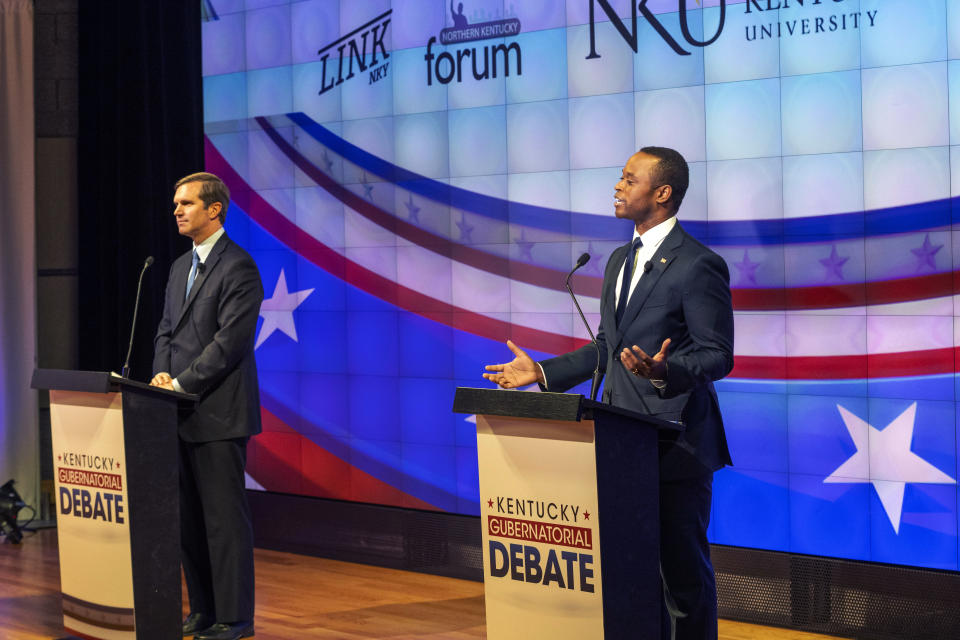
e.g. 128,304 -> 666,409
78,0 -> 204,380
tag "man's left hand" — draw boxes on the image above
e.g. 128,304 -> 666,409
620,338 -> 671,380
150,372 -> 175,390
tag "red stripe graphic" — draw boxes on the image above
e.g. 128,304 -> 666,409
255,116 -> 602,297
208,138 -> 580,356
255,117 -> 960,311
731,348 -> 957,380
206,139 -> 959,380
248,406 -> 439,511
732,271 -> 957,310
64,628 -> 107,640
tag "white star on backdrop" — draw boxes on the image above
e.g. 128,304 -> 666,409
244,472 -> 265,490
824,403 -> 955,534
255,269 -> 315,349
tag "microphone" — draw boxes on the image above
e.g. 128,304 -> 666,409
565,253 -> 603,402
120,256 -> 154,379
643,260 -> 652,273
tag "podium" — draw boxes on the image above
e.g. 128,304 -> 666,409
453,387 -> 681,640
31,369 -> 197,640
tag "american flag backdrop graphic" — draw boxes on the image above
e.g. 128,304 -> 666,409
202,0 -> 960,570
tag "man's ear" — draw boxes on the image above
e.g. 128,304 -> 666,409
656,184 -> 673,206
208,202 -> 222,220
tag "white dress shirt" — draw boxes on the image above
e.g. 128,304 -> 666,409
614,215 -> 676,307
538,216 -> 676,390
192,226 -> 225,268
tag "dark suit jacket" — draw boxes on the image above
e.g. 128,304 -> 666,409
153,233 -> 264,443
541,221 -> 734,474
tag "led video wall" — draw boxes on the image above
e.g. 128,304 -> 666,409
202,0 -> 960,570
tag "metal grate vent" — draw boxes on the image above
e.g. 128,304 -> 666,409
714,545 -> 960,639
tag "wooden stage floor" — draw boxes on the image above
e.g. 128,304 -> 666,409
0,528 -> 847,639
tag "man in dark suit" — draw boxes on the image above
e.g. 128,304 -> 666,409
483,147 -> 733,640
150,172 -> 263,640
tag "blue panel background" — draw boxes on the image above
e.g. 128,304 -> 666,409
203,0 -> 960,572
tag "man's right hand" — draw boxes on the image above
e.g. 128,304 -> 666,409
483,340 -> 543,389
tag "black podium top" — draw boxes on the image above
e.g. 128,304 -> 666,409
31,369 -> 198,403
452,387 -> 680,432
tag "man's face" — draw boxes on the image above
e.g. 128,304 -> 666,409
173,181 -> 221,242
613,152 -> 670,226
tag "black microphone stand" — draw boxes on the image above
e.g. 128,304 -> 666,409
565,254 -> 603,401
120,256 -> 154,379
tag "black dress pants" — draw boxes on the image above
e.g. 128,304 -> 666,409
659,469 -> 716,640
179,437 -> 255,623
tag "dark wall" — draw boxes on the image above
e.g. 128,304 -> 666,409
35,0 -> 81,518
36,0 -> 79,375
77,0 -> 204,380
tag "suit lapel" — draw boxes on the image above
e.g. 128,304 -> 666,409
604,242 -> 630,347
168,252 -> 190,325
615,223 -> 685,336
174,234 -> 229,330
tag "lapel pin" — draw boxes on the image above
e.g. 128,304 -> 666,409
660,258 -> 667,263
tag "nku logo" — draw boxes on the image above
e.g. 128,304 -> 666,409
586,0 -> 726,58
586,0 -> 874,57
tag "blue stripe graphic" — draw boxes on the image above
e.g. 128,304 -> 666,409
287,112 -> 954,246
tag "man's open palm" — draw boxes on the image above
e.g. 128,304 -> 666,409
483,340 -> 542,389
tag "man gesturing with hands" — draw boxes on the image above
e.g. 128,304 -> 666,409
483,147 -> 734,640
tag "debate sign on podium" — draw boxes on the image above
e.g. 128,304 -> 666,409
32,369 -> 196,640
454,387 -> 680,640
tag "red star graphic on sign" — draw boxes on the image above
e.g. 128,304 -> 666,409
487,498 -> 493,508
116,462 -> 121,469
57,455 -> 61,461
583,510 -> 590,520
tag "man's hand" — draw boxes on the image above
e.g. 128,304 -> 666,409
483,340 -> 543,389
150,372 -> 174,390
620,338 -> 671,380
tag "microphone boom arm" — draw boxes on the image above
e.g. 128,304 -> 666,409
121,256 -> 154,379
564,255 -> 603,402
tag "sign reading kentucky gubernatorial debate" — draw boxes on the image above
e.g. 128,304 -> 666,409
476,413 -> 604,637
50,391 -> 135,639
201,0 -> 960,571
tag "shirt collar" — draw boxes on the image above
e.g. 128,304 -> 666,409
193,227 -> 225,263
632,215 -> 677,247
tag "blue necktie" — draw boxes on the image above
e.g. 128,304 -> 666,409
615,237 -> 643,326
185,250 -> 199,301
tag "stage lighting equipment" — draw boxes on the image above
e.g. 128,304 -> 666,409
0,479 -> 25,544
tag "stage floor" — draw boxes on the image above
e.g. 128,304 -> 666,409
0,528 -> 847,639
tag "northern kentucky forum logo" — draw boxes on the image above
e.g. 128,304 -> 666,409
425,2 -> 522,86
317,9 -> 392,95
485,495 -> 596,593
586,0 -> 878,58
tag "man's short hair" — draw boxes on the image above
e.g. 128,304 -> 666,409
175,172 -> 230,223
640,146 -> 689,211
